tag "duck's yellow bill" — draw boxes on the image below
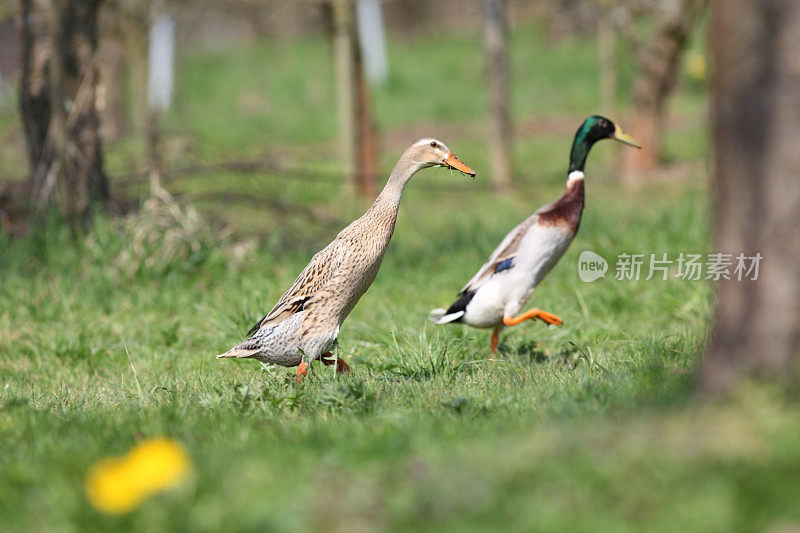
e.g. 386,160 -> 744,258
444,152 -> 476,177
613,124 -> 641,149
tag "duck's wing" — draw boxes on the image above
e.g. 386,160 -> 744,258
459,211 -> 542,295
245,242 -> 343,337
430,214 -> 540,325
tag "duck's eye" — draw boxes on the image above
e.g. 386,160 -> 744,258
430,141 -> 437,148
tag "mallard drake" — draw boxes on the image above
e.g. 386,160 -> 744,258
219,139 -> 475,379
430,116 -> 639,355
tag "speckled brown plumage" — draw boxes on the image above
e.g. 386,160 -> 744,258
217,138 -> 475,370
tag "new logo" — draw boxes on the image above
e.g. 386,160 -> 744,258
578,250 -> 608,282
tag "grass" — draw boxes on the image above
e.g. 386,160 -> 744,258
2,21 -> 799,533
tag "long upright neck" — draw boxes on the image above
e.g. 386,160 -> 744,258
566,131 -> 589,216
568,129 -> 598,173
370,151 -> 423,214
561,129 -> 589,232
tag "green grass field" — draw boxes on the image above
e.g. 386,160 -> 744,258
2,24 -> 800,532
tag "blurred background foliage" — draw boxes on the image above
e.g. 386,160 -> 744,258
0,0 -> 709,239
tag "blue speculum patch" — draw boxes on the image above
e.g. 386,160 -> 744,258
495,258 -> 514,273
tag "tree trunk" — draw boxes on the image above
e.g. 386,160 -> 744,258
484,0 -> 512,190
19,0 -> 108,227
46,0 -> 73,226
99,33 -> 126,139
98,3 -> 127,140
332,0 -> 377,199
598,2 -> 619,167
703,0 -> 800,391
622,0 -> 705,185
332,0 -> 358,196
19,0 -> 51,183
355,45 -> 378,198
597,5 -> 616,116
121,12 -> 148,136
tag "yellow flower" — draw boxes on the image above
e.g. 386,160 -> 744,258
86,457 -> 144,515
686,52 -> 707,80
125,438 -> 190,494
85,438 -> 190,515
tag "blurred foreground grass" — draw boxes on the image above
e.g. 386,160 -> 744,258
3,23 -> 798,533
2,195 -> 799,530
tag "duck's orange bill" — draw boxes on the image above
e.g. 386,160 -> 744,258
444,152 -> 476,177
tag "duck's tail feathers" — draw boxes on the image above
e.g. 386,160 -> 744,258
429,289 -> 476,325
216,341 -> 261,359
429,308 -> 465,325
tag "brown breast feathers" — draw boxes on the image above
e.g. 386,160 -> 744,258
536,177 -> 585,234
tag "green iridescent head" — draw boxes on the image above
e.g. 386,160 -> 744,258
569,115 -> 640,173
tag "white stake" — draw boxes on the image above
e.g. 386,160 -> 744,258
148,14 -> 175,112
356,0 -> 389,86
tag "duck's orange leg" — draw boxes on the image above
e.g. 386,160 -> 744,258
296,362 -> 309,382
320,352 -> 352,374
488,324 -> 505,361
503,308 -> 563,327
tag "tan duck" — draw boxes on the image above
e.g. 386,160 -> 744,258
218,139 -> 475,379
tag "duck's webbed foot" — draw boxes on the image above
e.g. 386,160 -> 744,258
320,352 -> 351,374
503,308 -> 563,327
296,362 -> 309,382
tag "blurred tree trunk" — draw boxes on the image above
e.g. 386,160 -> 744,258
99,34 -> 126,139
703,0 -> 800,391
597,3 -> 616,116
332,0 -> 376,198
484,0 -> 512,190
121,11 -> 148,135
355,46 -> 377,198
19,0 -> 51,184
622,0 -> 706,185
332,0 -> 357,195
597,2 -> 619,167
98,5 -> 126,140
389,0 -> 423,39
19,0 -> 108,229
